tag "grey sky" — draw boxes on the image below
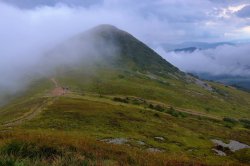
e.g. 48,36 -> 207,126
237,5 -> 250,18
1,0 -> 250,43
1,0 -> 100,8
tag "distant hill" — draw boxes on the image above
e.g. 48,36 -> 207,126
163,41 -> 234,52
174,47 -> 198,53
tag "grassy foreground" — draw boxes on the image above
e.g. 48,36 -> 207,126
0,67 -> 250,165
0,92 -> 249,165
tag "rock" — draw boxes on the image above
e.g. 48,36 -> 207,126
147,148 -> 165,153
137,141 -> 146,145
185,74 -> 213,91
154,137 -> 165,141
101,138 -> 128,145
211,139 -> 250,152
212,148 -> 226,156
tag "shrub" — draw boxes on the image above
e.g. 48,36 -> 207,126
165,107 -> 187,118
154,105 -> 165,112
1,141 -> 62,159
166,107 -> 179,117
239,119 -> 250,129
148,104 -> 165,112
224,123 -> 234,129
113,97 -> 128,103
0,158 -> 21,166
223,117 -> 238,124
148,104 -> 154,109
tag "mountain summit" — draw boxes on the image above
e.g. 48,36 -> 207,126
67,24 -> 181,77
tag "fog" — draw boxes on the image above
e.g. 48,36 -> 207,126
157,44 -> 250,77
1,0 -> 250,103
0,2 -> 121,101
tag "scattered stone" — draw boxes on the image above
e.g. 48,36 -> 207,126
101,138 -> 128,145
185,74 -> 213,91
137,141 -> 146,145
154,137 -> 165,141
147,148 -> 165,153
212,148 -> 226,156
187,148 -> 197,152
195,79 -> 213,91
211,139 -> 250,152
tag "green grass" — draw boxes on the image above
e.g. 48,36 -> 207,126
17,96 -> 250,165
0,67 -> 250,165
55,67 -> 250,119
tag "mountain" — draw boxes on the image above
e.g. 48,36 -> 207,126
174,47 -> 198,53
66,24 -> 181,76
0,25 -> 250,165
163,41 -> 234,52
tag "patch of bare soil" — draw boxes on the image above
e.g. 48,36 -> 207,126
50,78 -> 69,96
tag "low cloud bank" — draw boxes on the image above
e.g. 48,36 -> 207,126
157,44 -> 250,77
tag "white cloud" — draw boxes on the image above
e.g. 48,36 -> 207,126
157,44 -> 250,77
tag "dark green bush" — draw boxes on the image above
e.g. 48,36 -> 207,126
148,104 -> 154,109
223,117 -> 238,124
1,141 -> 62,159
0,158 -> 20,166
148,104 -> 165,112
166,107 -> 185,117
113,97 -> 128,103
239,119 -> 250,129
154,105 -> 165,112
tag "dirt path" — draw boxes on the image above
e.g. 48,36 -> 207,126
0,78 -> 220,129
50,78 -> 68,96
51,78 -> 59,87
1,78 -> 66,128
2,98 -> 54,127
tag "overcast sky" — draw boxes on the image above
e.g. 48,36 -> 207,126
1,0 -> 250,96
1,0 -> 250,44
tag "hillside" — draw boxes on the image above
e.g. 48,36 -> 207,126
0,25 -> 250,166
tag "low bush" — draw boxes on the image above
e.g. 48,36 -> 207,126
166,107 -> 186,118
1,140 -> 62,159
239,119 -> 250,129
113,97 -> 129,103
223,117 -> 238,124
148,104 -> 165,112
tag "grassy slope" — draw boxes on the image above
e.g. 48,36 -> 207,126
0,69 -> 249,165
56,67 -> 250,119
